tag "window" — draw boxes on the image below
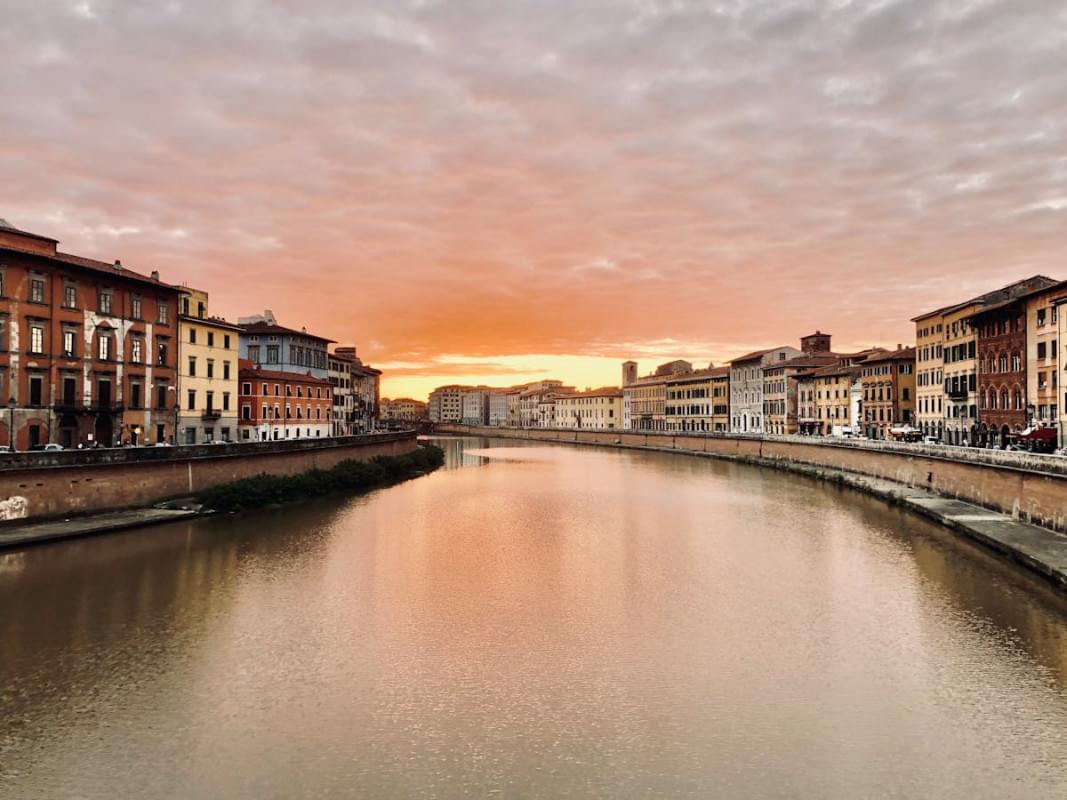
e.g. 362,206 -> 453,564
64,285 -> 77,308
130,382 -> 142,410
29,376 -> 43,406
62,330 -> 76,358
98,333 -> 112,360
267,345 -> 280,364
187,389 -> 196,410
207,332 -> 214,347
188,357 -> 196,377
131,338 -> 143,363
223,361 -> 231,380
98,291 -> 113,314
157,340 -> 169,366
248,345 -> 260,364
29,278 -> 45,303
224,334 -> 231,349
197,301 -> 205,318
1038,308 -> 1047,327
1038,342 -> 1048,359
156,382 -> 169,409
206,391 -> 214,411
242,404 -> 252,420
182,297 -> 190,316
206,359 -> 214,379
132,296 -> 142,319
242,382 -> 252,395
189,328 -> 197,345
157,303 -> 169,324
222,392 -> 230,411
62,377 -> 77,406
29,324 -> 44,354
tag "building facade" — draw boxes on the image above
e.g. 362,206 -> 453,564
238,361 -> 332,441
238,310 -> 333,381
0,219 -> 180,449
860,347 -> 916,439
801,364 -> 862,436
488,391 -> 508,426
177,287 -> 241,444
555,388 -> 623,430
972,299 -> 1029,445
328,352 -> 355,436
461,389 -> 489,426
729,346 -> 801,433
623,360 -> 692,431
428,385 -> 465,423
381,398 -> 427,422
335,346 -> 380,433
763,354 -> 837,435
1025,282 -> 1067,435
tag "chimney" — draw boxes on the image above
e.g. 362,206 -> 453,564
114,259 -> 123,270
896,343 -> 902,351
151,270 -> 160,281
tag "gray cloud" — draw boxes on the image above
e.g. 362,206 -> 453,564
1,0 -> 1066,362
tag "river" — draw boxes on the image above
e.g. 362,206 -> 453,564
2,437 -> 1067,798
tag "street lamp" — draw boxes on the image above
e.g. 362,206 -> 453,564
7,397 -> 15,452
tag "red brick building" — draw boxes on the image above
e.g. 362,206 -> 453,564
970,298 -> 1028,445
0,220 -> 180,448
238,360 -> 332,441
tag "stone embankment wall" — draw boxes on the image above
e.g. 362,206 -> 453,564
435,425 -> 1067,533
0,433 -> 417,522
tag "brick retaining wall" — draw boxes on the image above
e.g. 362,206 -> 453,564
0,432 -> 417,522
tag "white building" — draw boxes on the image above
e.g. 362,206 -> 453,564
488,392 -> 509,426
729,345 -> 802,433
461,389 -> 489,426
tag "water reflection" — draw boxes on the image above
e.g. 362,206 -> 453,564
1,437 -> 1066,798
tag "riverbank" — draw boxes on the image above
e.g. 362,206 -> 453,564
196,444 -> 445,513
0,445 -> 445,551
434,426 -> 1067,592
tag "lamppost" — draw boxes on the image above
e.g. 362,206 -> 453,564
7,397 -> 15,452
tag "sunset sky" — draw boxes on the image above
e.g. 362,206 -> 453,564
4,0 -> 1066,399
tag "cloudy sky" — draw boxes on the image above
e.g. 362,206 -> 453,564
3,0 -> 1066,397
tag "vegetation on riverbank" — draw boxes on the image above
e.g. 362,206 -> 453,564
197,444 -> 445,513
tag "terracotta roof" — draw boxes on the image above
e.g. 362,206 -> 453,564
557,387 -> 623,399
241,320 -> 335,343
664,365 -> 730,383
238,365 -> 332,386
862,346 -> 916,363
912,275 -> 1059,322
729,347 -> 774,364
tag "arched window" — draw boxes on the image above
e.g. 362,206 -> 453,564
1013,390 -> 1022,410
1011,353 -> 1021,372
1001,390 -> 1009,410
998,353 -> 1008,373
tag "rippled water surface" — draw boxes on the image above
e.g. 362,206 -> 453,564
3,437 -> 1067,798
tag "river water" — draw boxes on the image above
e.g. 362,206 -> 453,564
2,437 -> 1067,798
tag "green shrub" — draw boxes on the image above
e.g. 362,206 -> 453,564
198,443 -> 445,513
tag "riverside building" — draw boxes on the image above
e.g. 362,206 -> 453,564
0,219 -> 180,449
238,360 -> 332,441
555,387 -> 623,430
177,287 -> 241,444
729,345 -> 802,433
860,347 -> 916,439
238,310 -> 333,381
912,276 -> 1056,445
622,359 -> 692,431
1025,282 -> 1067,436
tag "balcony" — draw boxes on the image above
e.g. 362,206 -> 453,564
946,386 -> 968,400
53,402 -> 124,415
201,410 -> 222,421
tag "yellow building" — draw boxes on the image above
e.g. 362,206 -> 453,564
556,388 -> 623,429
802,364 -> 861,436
912,309 -> 945,441
178,287 -> 241,443
664,366 -> 733,432
1027,282 -> 1067,432
623,360 -> 692,431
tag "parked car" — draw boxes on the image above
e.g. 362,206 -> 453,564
0,445 -> 11,453
29,443 -> 64,452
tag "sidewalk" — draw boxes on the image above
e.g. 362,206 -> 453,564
0,507 -> 202,550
